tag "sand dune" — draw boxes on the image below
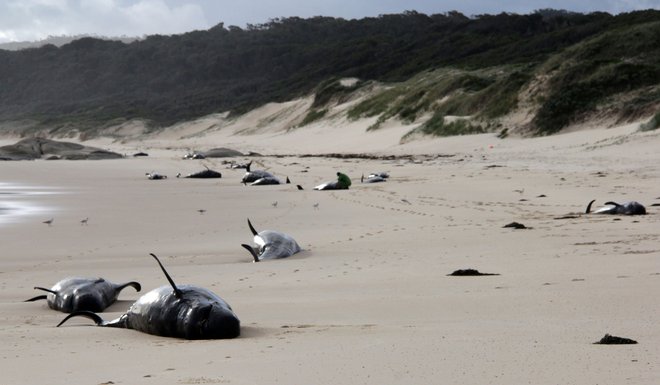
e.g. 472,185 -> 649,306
1,117 -> 659,384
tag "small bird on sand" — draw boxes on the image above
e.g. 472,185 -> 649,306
80,217 -> 89,225
197,209 -> 206,215
43,218 -> 54,226
313,203 -> 319,209
272,201 -> 278,208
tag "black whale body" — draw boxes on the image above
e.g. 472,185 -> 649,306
57,254 -> 240,340
25,277 -> 141,313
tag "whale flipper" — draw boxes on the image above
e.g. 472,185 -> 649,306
241,244 -> 261,262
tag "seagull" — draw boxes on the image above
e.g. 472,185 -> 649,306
43,218 -> 54,226
80,217 -> 89,225
271,201 -> 278,208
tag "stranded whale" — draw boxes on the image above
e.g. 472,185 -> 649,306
240,219 -> 301,262
25,277 -> 141,313
585,200 -> 646,215
57,254 -> 240,340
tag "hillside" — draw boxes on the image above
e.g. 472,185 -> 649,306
0,9 -> 658,140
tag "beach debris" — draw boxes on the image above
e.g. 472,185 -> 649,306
297,185 -> 304,190
594,334 -> 637,345
448,269 -> 500,276
503,222 -> 527,229
133,152 -> 149,157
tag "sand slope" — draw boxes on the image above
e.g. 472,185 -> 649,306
1,119 -> 659,384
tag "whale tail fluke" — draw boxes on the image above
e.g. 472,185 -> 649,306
241,244 -> 261,263
24,295 -> 48,302
117,281 -> 142,293
57,310 -> 107,327
585,199 -> 596,214
26,286 -> 58,301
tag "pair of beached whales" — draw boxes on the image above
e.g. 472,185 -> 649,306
25,219 -> 301,340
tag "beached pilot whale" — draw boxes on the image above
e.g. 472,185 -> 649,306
180,166 -> 222,179
248,176 -> 281,185
361,173 -> 388,183
25,278 -> 141,313
314,172 -> 352,190
146,172 -> 167,180
241,219 -> 301,262
57,254 -> 240,340
586,200 -> 646,215
242,162 -> 281,185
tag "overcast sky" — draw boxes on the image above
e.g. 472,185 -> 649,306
0,0 -> 658,43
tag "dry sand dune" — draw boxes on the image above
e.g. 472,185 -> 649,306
1,117 -> 659,385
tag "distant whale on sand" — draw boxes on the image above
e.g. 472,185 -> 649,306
241,219 -> 301,262
585,200 -> 646,215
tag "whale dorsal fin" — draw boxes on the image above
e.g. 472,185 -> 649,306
150,253 -> 183,299
247,218 -> 258,236
585,199 -> 596,214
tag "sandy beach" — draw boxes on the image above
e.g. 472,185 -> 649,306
1,118 -> 659,385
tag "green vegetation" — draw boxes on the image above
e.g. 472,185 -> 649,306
299,108 -> 328,126
640,111 -> 660,131
0,9 -> 658,136
533,20 -> 660,135
402,114 -> 485,140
